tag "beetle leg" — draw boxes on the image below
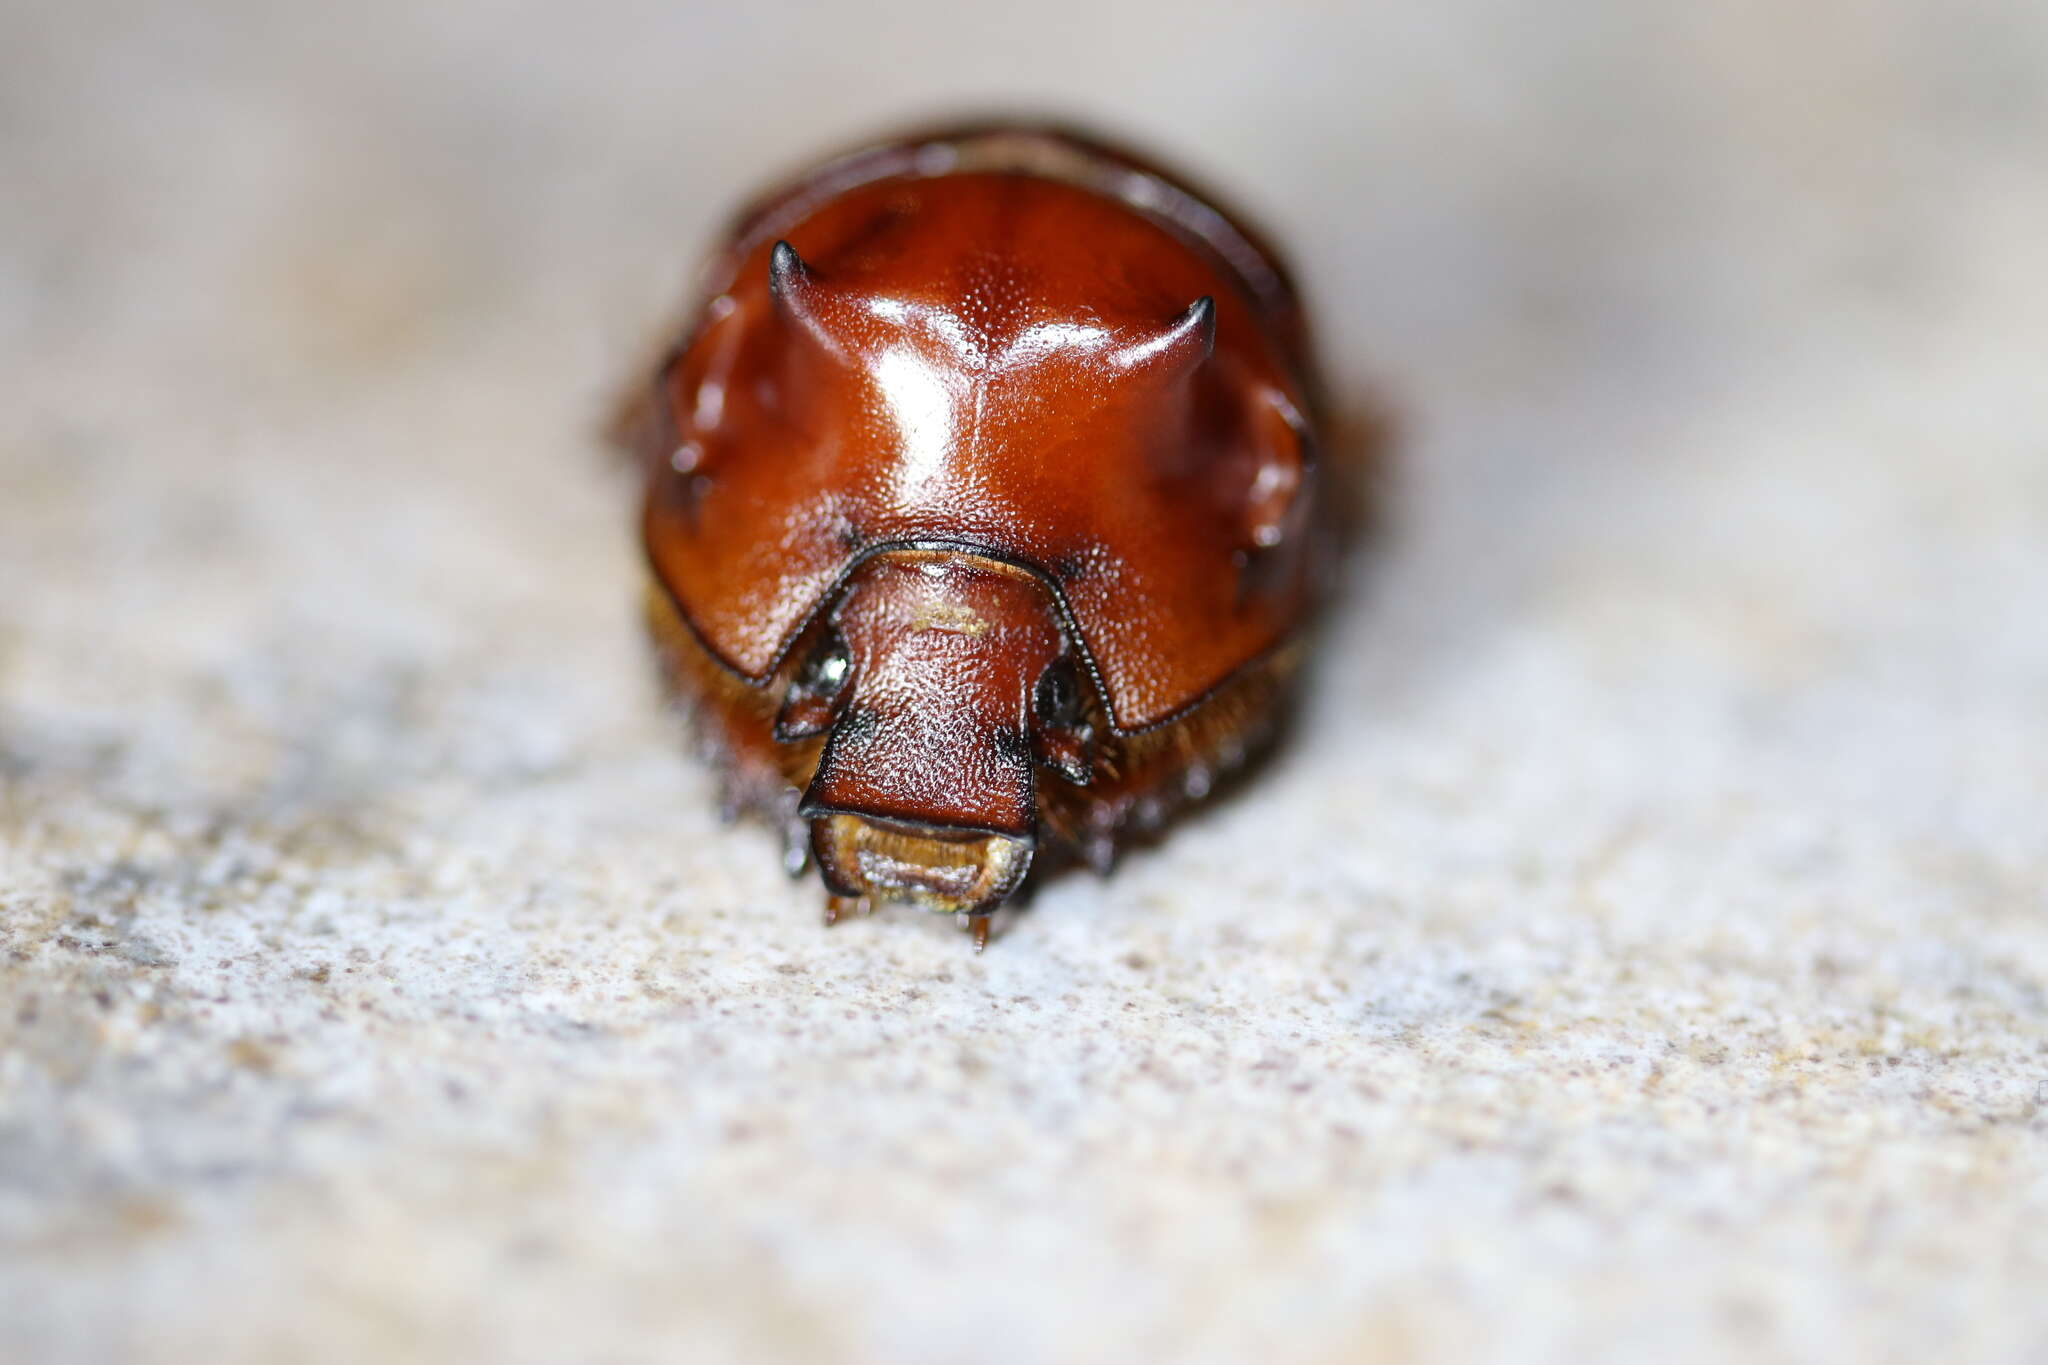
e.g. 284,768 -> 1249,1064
777,786 -> 812,876
782,819 -> 812,876
967,914 -> 992,953
824,893 -> 871,926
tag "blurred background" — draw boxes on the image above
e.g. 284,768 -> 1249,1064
3,2 -> 2045,1363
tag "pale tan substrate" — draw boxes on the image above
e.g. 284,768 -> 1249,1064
5,6 -> 2048,1365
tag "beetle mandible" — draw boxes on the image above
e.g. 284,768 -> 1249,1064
616,124 -> 1339,949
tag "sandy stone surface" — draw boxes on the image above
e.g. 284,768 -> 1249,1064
3,3 -> 2046,1362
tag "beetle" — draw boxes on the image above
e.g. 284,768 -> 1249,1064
614,123 -> 1339,948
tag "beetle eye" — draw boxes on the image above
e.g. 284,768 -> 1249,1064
1034,657 -> 1083,727
1031,656 -> 1093,784
775,629 -> 852,742
799,630 -> 852,695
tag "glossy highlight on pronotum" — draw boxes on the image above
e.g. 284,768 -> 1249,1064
614,124 -> 1343,948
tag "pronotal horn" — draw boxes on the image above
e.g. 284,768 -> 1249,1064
1112,295 -> 1216,371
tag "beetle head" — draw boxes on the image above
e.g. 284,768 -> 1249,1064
783,549 -> 1092,914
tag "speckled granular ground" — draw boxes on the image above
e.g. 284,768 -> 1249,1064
3,4 -> 2046,1363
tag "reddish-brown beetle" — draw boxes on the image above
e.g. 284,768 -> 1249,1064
615,124 -> 1339,947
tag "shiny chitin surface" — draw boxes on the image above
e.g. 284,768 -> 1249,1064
624,124 -> 1336,941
